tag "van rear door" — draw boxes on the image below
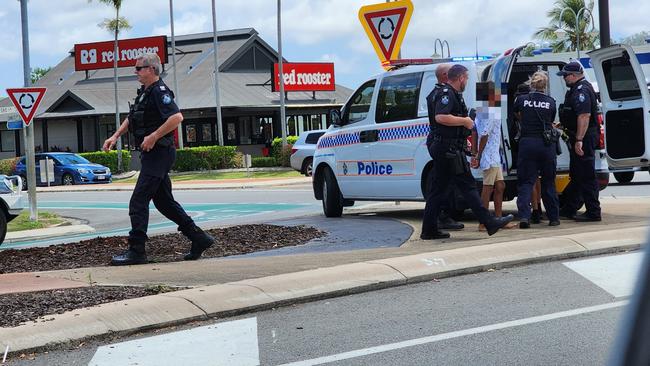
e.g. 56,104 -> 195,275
589,44 -> 650,170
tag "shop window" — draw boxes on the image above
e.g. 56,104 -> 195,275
186,125 -> 197,143
202,124 -> 212,142
288,116 -> 296,136
1,130 -> 15,152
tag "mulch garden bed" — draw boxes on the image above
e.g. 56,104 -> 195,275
0,224 -> 325,328
0,224 -> 325,274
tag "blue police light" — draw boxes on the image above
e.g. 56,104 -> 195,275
646,37 -> 650,44
539,47 -> 553,53
450,56 -> 494,62
532,50 -> 543,55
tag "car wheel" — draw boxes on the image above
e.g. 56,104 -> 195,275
614,172 -> 634,184
302,157 -> 314,177
0,212 -> 7,245
322,168 -> 343,217
62,173 -> 75,186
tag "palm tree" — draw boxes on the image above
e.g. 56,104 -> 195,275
91,0 -> 131,172
534,0 -> 599,53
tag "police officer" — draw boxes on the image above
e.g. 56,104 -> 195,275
557,61 -> 601,221
513,71 -> 560,228
103,53 -> 215,265
427,63 -> 464,231
421,64 -> 513,239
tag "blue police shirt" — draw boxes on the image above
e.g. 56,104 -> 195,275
513,92 -> 556,138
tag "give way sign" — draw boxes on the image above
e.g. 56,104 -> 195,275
6,87 -> 47,126
358,0 -> 413,67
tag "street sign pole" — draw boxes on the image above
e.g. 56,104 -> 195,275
20,0 -> 37,221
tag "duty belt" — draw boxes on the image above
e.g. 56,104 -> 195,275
431,135 -> 466,145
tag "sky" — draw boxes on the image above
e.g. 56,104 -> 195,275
1,0 -> 649,98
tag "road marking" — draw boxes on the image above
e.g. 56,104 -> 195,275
563,252 -> 643,297
276,301 -> 627,366
89,317 -> 259,366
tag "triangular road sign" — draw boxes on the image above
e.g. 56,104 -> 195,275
358,0 -> 413,66
6,87 -> 47,126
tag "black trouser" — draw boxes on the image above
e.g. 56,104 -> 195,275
128,172 -> 194,249
516,137 -> 559,221
422,142 -> 491,235
427,135 -> 457,219
564,131 -> 601,217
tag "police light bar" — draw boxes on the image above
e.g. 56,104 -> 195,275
450,56 -> 493,61
382,58 -> 438,68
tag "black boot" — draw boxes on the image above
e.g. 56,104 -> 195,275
181,225 -> 215,260
484,214 -> 515,236
438,215 -> 464,230
531,209 -> 542,224
111,241 -> 147,266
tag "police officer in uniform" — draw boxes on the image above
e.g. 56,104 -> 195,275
103,53 -> 215,265
421,64 -> 513,239
427,63 -> 464,231
513,71 -> 560,228
557,61 -> 601,221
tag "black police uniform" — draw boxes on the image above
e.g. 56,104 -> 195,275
112,78 -> 213,265
513,91 -> 560,224
559,77 -> 601,219
421,83 -> 511,238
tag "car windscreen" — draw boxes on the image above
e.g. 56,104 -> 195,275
54,154 -> 90,165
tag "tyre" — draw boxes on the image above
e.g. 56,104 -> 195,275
322,168 -> 343,217
301,157 -> 314,177
62,173 -> 75,186
613,172 -> 634,184
0,212 -> 7,245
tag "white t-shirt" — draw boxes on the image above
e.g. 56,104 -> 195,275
475,106 -> 502,171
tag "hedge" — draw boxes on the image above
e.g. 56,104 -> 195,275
251,157 -> 278,167
0,157 -> 19,176
271,136 -> 298,167
80,150 -> 130,173
173,146 -> 238,172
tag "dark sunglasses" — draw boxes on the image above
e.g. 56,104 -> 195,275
134,65 -> 150,71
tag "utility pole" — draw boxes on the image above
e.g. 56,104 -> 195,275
20,0 -> 38,221
211,0 -> 224,146
169,0 -> 183,149
598,0 -> 611,48
278,0 -> 287,147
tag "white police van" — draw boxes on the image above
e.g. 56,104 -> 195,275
588,44 -> 650,183
312,45 -> 610,217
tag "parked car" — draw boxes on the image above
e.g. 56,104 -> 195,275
14,152 -> 112,190
0,175 -> 25,244
290,129 -> 326,176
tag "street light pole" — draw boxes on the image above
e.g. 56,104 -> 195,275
556,6 -> 595,60
211,0 -> 224,146
169,0 -> 183,149
598,0 -> 610,48
278,0 -> 287,147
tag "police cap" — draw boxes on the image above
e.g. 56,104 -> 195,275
556,60 -> 584,76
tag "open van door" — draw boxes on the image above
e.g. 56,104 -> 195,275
589,44 -> 650,170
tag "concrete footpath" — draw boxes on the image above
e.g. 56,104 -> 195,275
1,183 -> 649,355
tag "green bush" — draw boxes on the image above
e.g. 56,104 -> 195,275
271,136 -> 297,160
251,157 -> 278,167
0,157 -> 19,176
79,150 -> 130,172
173,146 -> 238,172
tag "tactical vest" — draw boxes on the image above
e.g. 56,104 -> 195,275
559,78 -> 598,133
128,80 -> 173,148
429,84 -> 469,139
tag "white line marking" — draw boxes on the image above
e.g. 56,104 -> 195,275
276,301 -> 627,366
564,253 -> 643,297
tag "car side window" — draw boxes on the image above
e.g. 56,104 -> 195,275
342,80 -> 376,125
305,132 -> 325,144
602,51 -> 642,101
376,72 -> 423,123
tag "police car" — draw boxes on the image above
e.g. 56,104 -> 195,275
312,45 -> 612,217
0,175 -> 25,244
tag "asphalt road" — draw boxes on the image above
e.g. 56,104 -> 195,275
6,251 -> 642,365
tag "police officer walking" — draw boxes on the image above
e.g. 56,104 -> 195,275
103,53 -> 215,265
557,61 -> 602,221
513,71 -> 560,228
421,64 -> 513,239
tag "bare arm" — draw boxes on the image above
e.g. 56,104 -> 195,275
140,112 -> 184,152
435,114 -> 474,129
574,113 -> 590,156
102,117 -> 130,152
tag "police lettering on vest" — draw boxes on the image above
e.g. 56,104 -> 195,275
513,92 -> 556,139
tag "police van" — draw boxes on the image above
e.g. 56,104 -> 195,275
589,44 -> 650,183
312,45 -> 613,217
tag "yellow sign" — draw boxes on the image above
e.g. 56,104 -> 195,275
358,0 -> 414,67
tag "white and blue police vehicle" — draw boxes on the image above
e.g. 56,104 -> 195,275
312,45 -> 614,217
0,175 -> 25,244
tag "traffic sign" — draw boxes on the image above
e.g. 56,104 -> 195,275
358,0 -> 413,67
5,87 -> 46,126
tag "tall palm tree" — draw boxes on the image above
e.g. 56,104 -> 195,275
534,0 -> 599,53
91,0 -> 131,172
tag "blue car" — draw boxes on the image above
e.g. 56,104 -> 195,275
14,152 -> 112,190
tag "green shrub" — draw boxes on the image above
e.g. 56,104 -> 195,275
79,150 -> 130,172
0,157 -> 19,176
251,157 -> 278,167
271,136 -> 298,161
232,152 -> 245,169
173,146 -> 238,172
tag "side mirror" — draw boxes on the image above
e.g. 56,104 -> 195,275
330,109 -> 343,127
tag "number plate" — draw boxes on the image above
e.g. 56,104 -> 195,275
96,175 -> 105,180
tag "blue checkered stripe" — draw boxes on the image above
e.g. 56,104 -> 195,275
378,124 -> 430,141
317,132 -> 361,149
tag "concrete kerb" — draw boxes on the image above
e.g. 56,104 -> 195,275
1,226 -> 646,356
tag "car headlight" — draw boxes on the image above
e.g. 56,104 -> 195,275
106,168 -> 111,174
78,168 -> 89,174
